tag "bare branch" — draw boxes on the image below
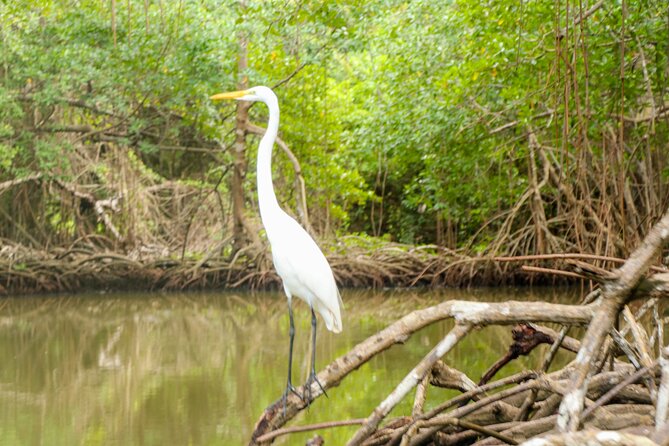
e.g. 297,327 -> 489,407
558,207 -> 669,432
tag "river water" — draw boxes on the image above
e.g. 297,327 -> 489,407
0,288 -> 580,445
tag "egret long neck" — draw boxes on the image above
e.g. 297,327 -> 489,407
257,99 -> 281,226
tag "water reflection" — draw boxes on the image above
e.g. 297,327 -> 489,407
0,288 -> 581,445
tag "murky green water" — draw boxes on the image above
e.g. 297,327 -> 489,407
0,288 -> 581,445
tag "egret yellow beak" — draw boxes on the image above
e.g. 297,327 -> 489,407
210,90 -> 249,101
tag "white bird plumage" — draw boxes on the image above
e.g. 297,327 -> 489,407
270,216 -> 343,333
210,85 -> 342,404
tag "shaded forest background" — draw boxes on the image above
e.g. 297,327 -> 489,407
1,0 -> 668,292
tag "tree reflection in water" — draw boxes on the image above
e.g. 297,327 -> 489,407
0,288 -> 577,445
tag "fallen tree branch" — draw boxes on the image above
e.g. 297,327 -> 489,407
518,430 -> 658,446
255,418 -> 366,443
582,364 -> 656,421
347,323 -> 473,445
430,360 -> 477,394
404,417 -> 519,446
557,207 -> 669,432
249,300 -> 593,444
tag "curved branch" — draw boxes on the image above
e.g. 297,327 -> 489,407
249,299 -> 594,444
0,173 -> 43,193
255,419 -> 365,443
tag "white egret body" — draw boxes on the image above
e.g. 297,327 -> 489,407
210,86 -> 342,404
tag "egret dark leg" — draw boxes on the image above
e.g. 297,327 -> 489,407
282,302 -> 302,414
304,307 -> 327,405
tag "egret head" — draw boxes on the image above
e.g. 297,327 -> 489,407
210,85 -> 275,103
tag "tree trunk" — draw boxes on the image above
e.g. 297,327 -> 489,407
231,0 -> 250,254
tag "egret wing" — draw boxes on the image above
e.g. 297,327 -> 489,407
269,214 -> 342,333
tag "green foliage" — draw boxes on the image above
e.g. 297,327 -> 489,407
1,0 -> 668,250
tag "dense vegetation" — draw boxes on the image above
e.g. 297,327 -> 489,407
1,0 -> 668,290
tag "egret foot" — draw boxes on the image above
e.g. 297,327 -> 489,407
303,371 -> 328,407
281,382 -> 303,416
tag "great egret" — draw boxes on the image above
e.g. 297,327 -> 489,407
210,86 -> 342,407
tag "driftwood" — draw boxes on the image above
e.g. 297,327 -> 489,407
248,208 -> 669,445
